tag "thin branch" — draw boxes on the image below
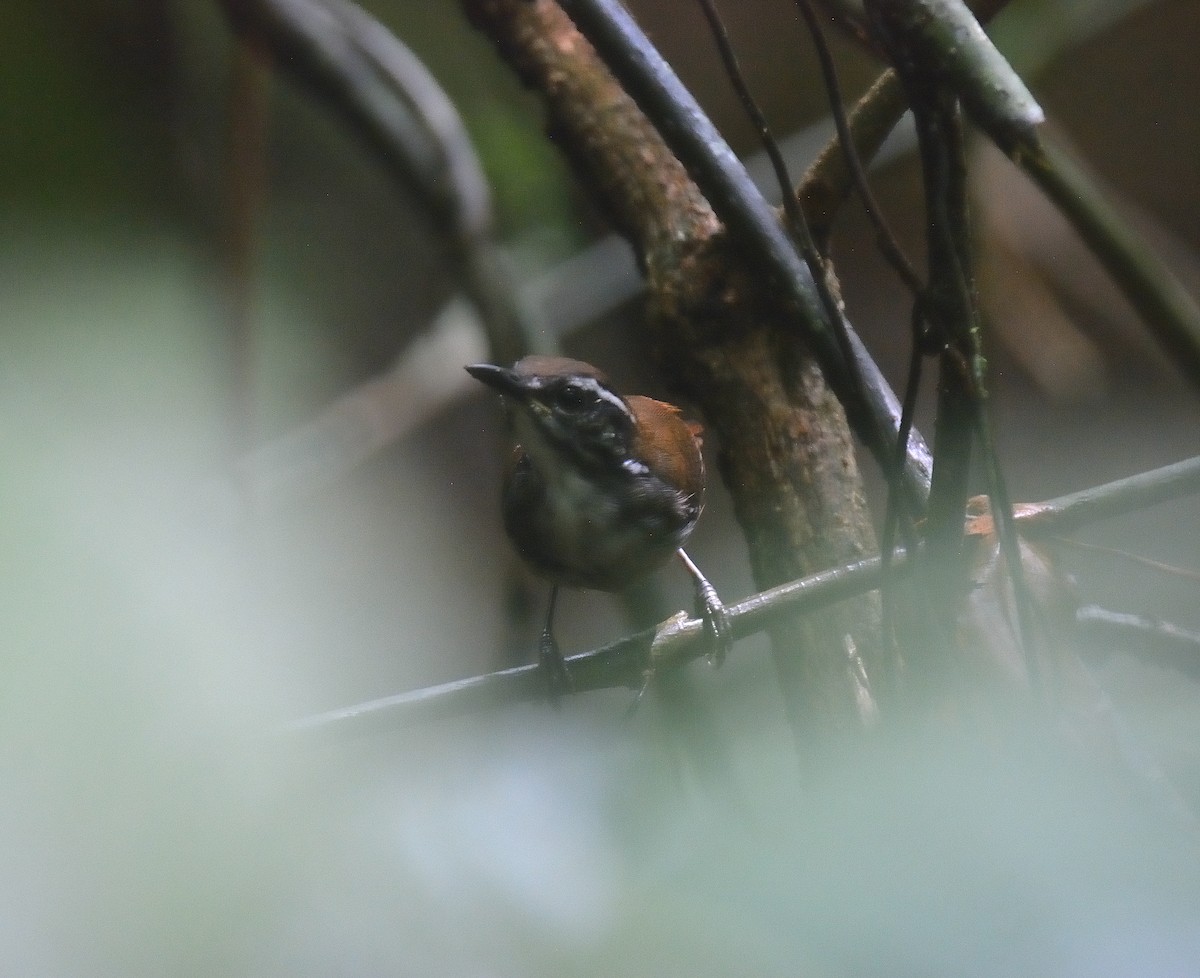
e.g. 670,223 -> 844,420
878,307 -> 929,683
865,0 -> 1043,689
794,70 -> 937,542
693,0 -> 880,477
286,550 -> 917,739
285,454 -> 1200,740
1017,454 -> 1200,539
793,0 -> 922,295
793,0 -> 928,557
974,406 -> 1043,686
790,4 -> 1022,516
693,0 -> 800,236
868,0 -> 1044,155
810,0 -> 878,54
1076,605 -> 1200,681
827,0 -> 1200,394
798,0 -> 1013,243
1050,538 -> 1200,584
813,0 -> 1013,57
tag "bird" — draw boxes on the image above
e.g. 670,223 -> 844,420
466,355 -> 730,696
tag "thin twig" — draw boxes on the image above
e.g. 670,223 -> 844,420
878,307 -> 929,682
809,0 -> 879,54
830,0 -> 1200,394
797,70 -> 910,243
866,0 -> 1043,688
975,405 -> 1043,687
871,0 -> 1045,155
285,454 -> 1200,739
1050,538 -> 1200,584
693,0 -> 800,236
793,0 -> 922,295
693,0 -> 876,473
286,549 -> 917,739
1017,455 -> 1200,539
795,0 -> 1014,247
1076,605 -> 1200,680
794,0 -> 928,561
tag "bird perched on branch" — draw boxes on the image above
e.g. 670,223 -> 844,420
466,355 -> 730,696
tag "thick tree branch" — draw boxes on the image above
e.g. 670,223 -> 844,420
461,0 -> 901,751
552,0 -> 933,499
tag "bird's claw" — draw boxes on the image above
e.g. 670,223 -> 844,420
695,578 -> 731,668
677,548 -> 731,668
538,628 -> 574,706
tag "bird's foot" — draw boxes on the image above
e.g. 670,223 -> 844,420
538,627 -> 574,705
677,548 -> 731,667
696,577 -> 731,667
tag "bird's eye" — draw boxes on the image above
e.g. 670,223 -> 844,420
557,383 -> 590,411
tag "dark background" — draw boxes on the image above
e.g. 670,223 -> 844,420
2,1 -> 1198,974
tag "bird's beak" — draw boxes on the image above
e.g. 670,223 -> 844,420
465,362 -> 533,402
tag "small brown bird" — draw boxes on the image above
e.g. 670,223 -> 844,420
466,355 -> 729,694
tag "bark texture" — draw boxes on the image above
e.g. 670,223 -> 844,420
464,0 -> 881,750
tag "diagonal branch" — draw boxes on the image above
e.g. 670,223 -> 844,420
286,455 -> 1200,741
288,551 -> 911,739
1017,136 -> 1200,392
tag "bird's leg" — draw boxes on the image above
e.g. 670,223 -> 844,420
678,548 -> 731,667
538,585 -> 574,702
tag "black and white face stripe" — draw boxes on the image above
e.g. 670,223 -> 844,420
515,373 -> 639,477
571,375 -> 631,417
527,374 -> 631,419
